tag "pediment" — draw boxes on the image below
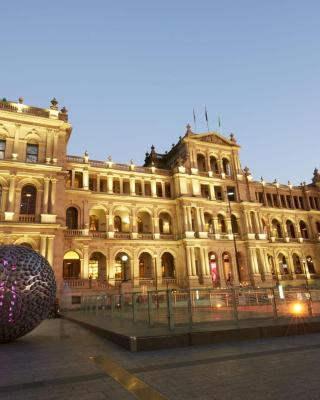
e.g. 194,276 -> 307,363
191,131 -> 239,147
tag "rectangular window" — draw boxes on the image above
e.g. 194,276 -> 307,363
272,194 -> 279,207
294,196 -> 299,208
266,193 -> 273,207
200,184 -> 210,199
0,140 -> 5,159
299,196 -> 304,209
26,143 -> 38,163
227,186 -> 236,201
214,186 -> 223,201
280,195 -> 286,208
286,195 -> 292,208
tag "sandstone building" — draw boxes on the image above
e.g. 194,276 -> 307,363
0,98 -> 320,303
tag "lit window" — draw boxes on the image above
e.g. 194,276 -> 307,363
26,143 -> 38,163
0,140 -> 5,159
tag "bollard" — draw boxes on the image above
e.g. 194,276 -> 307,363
147,292 -> 154,326
111,295 -> 116,318
130,336 -> 137,352
187,289 -> 193,327
231,288 -> 239,321
132,293 -> 137,322
271,288 -> 278,320
167,289 -> 175,330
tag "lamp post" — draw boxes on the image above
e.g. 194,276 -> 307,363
26,193 -> 31,215
153,254 -> 159,308
302,258 -> 309,290
226,191 -> 241,285
121,254 -> 128,281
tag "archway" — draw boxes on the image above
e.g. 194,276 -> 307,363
231,214 -> 239,234
197,154 -> 206,172
161,252 -> 175,278
139,252 -> 153,279
272,219 -> 282,238
137,211 -> 152,233
222,158 -> 231,176
115,252 -> 131,281
204,213 -> 214,233
89,252 -> 106,280
63,251 -> 80,279
299,221 -> 309,239
286,220 -> 296,238
210,156 -> 219,174
306,256 -> 316,274
278,253 -> 289,275
218,214 -> 226,234
292,254 -> 302,274
208,252 -> 219,285
159,212 -> 172,234
222,252 -> 233,284
89,208 -> 106,231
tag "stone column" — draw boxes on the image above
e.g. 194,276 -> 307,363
108,209 -> 114,238
190,247 -> 196,276
209,184 -> 216,200
50,179 -> 57,214
107,174 -> 113,194
42,178 -> 50,214
40,236 -> 47,258
185,247 -> 192,276
83,170 -> 89,190
96,175 -> 100,192
47,236 -> 54,266
7,175 -> 16,212
151,180 -> 157,197
71,170 -> 75,188
83,245 -> 89,279
130,177 -> 136,196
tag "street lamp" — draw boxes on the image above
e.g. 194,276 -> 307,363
26,193 -> 32,214
226,190 -> 241,285
121,254 -> 128,281
302,258 -> 309,290
153,254 -> 159,308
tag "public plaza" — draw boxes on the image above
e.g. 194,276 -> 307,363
1,2 -> 320,399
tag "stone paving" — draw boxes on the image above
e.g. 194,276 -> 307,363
1,318 -> 320,399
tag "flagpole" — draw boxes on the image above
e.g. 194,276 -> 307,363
205,107 -> 210,132
193,109 -> 197,132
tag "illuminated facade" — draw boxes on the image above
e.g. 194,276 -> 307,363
0,98 -> 320,303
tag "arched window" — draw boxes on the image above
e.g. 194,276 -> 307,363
231,214 -> 239,234
115,252 -> 131,281
299,221 -> 309,239
292,254 -> 302,274
89,252 -> 106,280
139,252 -> 153,279
204,213 -> 214,233
63,251 -> 80,279
218,214 -> 226,234
268,255 -> 275,276
66,207 -> 78,229
20,185 -> 37,214
222,158 -> 231,176
210,156 -> 219,174
286,220 -> 296,238
272,219 -> 282,238
114,216 -> 122,232
161,252 -> 175,278
197,154 -> 206,172
306,256 -> 315,274
278,254 -> 289,275
19,242 -> 33,249
316,221 -> 320,234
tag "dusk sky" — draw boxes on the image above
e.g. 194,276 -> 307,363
1,1 -> 319,184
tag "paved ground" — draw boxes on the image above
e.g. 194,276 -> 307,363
1,318 -> 320,399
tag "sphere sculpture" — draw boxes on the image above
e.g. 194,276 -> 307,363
0,245 -> 56,342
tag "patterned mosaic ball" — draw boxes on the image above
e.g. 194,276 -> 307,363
0,245 -> 56,342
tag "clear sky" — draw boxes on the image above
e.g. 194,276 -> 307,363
1,1 -> 319,184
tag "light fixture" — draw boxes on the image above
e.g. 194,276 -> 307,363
121,254 -> 128,262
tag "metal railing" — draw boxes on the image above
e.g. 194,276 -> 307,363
78,287 -> 320,331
